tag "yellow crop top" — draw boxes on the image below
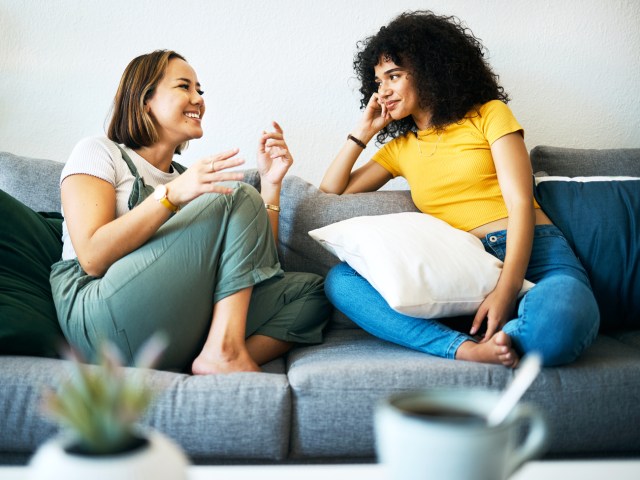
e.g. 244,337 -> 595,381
372,100 -> 540,232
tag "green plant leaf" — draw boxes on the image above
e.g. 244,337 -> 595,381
40,336 -> 167,455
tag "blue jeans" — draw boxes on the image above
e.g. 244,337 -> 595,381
325,225 -> 600,367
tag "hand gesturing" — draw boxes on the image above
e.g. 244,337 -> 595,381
257,121 -> 293,187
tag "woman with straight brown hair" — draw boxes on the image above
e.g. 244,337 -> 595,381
50,50 -> 330,374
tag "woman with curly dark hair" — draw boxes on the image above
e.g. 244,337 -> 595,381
320,11 -> 599,368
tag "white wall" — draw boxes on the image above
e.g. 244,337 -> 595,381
1,0 -> 639,187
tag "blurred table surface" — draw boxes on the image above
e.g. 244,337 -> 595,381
1,459 -> 639,479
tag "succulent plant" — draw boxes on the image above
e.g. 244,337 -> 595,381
41,334 -> 167,456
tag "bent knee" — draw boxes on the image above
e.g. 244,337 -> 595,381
283,271 -> 326,296
184,181 -> 261,215
325,263 -> 356,301
229,181 -> 263,208
523,277 -> 600,366
218,181 -> 268,226
326,262 -> 356,282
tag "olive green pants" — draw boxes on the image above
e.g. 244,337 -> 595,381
50,183 -> 330,371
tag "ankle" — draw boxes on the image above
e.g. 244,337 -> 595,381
455,340 -> 477,361
201,337 -> 247,362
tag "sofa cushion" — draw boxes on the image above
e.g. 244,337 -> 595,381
534,176 -> 640,331
0,355 -> 290,461
0,190 -> 66,356
0,151 -> 64,212
286,329 -> 640,458
309,212 -> 533,319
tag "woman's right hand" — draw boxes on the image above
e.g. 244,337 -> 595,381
319,93 -> 393,194
354,93 -> 392,139
62,148 -> 246,277
167,148 -> 246,207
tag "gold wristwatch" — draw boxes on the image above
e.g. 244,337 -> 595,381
153,184 -> 179,213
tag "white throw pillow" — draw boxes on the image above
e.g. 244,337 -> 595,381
309,212 -> 534,319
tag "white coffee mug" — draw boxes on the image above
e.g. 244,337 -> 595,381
375,388 -> 547,480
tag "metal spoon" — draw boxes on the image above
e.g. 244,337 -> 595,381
487,353 -> 542,427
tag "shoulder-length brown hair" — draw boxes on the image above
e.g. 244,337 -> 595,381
107,50 -> 188,154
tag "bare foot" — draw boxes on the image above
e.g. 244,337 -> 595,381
191,348 -> 261,375
455,331 -> 520,368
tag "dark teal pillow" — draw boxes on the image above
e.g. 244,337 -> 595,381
0,189 -> 67,356
534,177 -> 640,331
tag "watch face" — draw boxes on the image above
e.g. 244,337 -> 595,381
154,184 -> 167,200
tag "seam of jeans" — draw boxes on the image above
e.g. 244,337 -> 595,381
576,309 -> 600,357
446,333 -> 471,360
508,289 -> 529,340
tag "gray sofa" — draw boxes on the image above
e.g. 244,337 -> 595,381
1,146 -> 639,465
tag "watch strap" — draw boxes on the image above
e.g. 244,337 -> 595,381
159,195 -> 179,213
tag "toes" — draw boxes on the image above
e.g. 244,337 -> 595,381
498,351 -> 516,367
498,350 -> 511,360
493,331 -> 512,348
494,333 -> 520,368
497,345 -> 510,355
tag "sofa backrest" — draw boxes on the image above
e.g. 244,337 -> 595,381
0,151 -> 262,215
242,170 -> 417,276
278,175 -> 418,277
5,145 -> 638,215
4,147 -> 639,330
531,146 -> 640,177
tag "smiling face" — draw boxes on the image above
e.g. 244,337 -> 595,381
144,58 -> 205,147
374,57 -> 432,129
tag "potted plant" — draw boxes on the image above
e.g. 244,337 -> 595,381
29,334 -> 188,480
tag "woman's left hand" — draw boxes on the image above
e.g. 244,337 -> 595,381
257,121 -> 293,186
471,288 -> 517,342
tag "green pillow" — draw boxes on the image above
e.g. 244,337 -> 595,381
0,189 -> 67,356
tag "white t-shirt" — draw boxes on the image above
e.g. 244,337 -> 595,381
60,136 -> 181,260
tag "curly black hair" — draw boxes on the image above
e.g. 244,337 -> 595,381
354,10 -> 510,144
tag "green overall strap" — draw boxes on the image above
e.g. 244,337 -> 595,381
115,144 -> 186,209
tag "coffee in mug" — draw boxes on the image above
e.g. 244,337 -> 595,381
375,388 -> 547,480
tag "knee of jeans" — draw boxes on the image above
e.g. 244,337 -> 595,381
525,277 -> 600,366
324,263 -> 354,305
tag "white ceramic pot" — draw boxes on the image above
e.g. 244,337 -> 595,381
28,429 -> 188,480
